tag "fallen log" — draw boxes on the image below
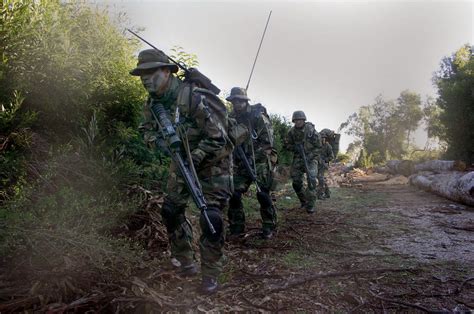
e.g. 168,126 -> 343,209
414,160 -> 467,172
409,171 -> 474,206
386,160 -> 415,177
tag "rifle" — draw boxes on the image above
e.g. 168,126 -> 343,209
150,101 -> 216,234
295,143 -> 317,189
127,29 -> 220,95
235,145 -> 260,192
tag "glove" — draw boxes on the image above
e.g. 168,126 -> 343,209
191,148 -> 206,167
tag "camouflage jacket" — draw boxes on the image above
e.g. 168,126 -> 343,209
321,142 -> 335,163
230,103 -> 276,164
284,122 -> 322,161
139,76 -> 231,170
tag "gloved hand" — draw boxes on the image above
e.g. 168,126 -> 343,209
191,148 -> 206,167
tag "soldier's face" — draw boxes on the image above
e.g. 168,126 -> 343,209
294,119 -> 305,128
322,137 -> 327,144
231,99 -> 248,112
140,68 -> 170,94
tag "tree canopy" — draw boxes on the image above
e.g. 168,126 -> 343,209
433,44 -> 474,164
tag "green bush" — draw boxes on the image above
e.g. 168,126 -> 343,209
336,153 -> 351,164
0,0 -> 161,295
270,114 -> 292,166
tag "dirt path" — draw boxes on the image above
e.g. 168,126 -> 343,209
117,179 -> 473,312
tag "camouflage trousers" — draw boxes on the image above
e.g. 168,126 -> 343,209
317,162 -> 330,198
290,157 -> 319,209
228,157 -> 277,234
162,157 -> 231,279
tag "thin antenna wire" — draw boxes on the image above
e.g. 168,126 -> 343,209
245,10 -> 272,91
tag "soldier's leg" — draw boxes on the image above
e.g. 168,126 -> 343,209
317,163 -> 326,199
163,164 -> 195,270
324,167 -> 331,198
305,158 -> 319,213
227,173 -> 250,235
291,160 -> 307,207
256,160 -> 277,236
198,160 -> 232,293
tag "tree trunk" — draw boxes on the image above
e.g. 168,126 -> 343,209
414,160 -> 467,172
409,171 -> 474,206
386,160 -> 415,176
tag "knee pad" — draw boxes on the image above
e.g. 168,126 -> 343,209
257,191 -> 273,208
292,181 -> 303,192
161,201 -> 184,233
200,208 -> 223,241
229,191 -> 243,209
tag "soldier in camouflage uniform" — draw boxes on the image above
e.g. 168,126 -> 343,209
130,49 -> 232,293
226,87 -> 278,239
284,111 -> 322,213
317,130 -> 335,199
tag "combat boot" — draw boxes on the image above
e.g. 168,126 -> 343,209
179,262 -> 198,277
201,276 -> 219,294
306,206 -> 316,214
261,227 -> 273,240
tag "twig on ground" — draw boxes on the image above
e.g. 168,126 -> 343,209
240,294 -> 282,312
368,289 -> 432,312
455,276 -> 474,294
269,268 -> 415,293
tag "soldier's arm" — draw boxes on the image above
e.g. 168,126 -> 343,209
327,143 -> 335,161
305,125 -> 321,159
308,126 -> 322,149
284,129 -> 294,152
255,113 -> 274,151
139,100 -> 160,148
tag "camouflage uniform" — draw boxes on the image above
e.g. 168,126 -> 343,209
284,111 -> 321,212
131,49 -> 232,282
226,88 -> 277,237
317,140 -> 334,199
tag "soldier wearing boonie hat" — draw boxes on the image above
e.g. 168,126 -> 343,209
131,49 -> 232,294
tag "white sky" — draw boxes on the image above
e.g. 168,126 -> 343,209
97,0 -> 473,152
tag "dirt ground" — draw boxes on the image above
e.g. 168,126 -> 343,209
1,175 -> 473,312
111,175 -> 474,313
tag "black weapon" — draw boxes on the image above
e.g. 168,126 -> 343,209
150,102 -> 216,234
295,143 -> 317,189
127,29 -> 220,95
235,145 -> 260,192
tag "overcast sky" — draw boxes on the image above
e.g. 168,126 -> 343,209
99,0 -> 472,152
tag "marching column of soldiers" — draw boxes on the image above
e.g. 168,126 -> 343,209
130,49 -> 340,294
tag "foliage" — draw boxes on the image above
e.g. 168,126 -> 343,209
433,44 -> 474,164
336,152 -> 351,164
0,91 -> 36,201
170,45 -> 199,77
0,0 -> 161,294
341,91 -> 423,165
270,113 -> 292,166
355,149 -> 374,168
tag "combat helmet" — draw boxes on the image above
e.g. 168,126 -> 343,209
130,49 -> 179,76
320,128 -> 333,138
226,87 -> 250,102
292,110 -> 306,122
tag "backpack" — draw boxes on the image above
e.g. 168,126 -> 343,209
250,103 -> 275,147
192,87 -> 248,147
320,128 -> 340,157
